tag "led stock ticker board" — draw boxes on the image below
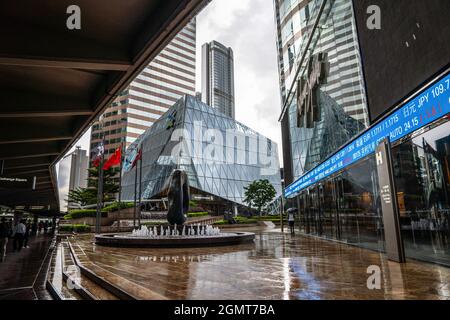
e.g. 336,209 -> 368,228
285,72 -> 450,198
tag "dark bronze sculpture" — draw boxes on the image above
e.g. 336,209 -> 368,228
167,169 -> 189,225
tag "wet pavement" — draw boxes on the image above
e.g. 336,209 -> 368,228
0,233 -> 53,300
71,227 -> 450,300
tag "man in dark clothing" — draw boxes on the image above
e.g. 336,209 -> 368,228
31,222 -> 37,236
0,218 -> 10,262
12,219 -> 26,252
23,221 -> 31,248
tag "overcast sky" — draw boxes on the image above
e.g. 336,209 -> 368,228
57,0 -> 283,209
195,0 -> 282,160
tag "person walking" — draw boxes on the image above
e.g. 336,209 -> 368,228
43,221 -> 48,234
0,218 -> 10,262
38,221 -> 43,234
287,208 -> 297,235
12,219 -> 26,252
31,221 -> 37,236
23,221 -> 31,248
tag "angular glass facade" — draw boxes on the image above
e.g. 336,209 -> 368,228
275,0 -> 369,182
276,0 -> 450,267
121,95 -> 282,207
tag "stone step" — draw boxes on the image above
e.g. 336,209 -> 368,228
67,238 -> 166,300
46,242 -> 82,300
61,239 -> 119,300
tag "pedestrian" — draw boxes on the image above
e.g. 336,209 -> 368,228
0,218 -> 10,262
31,221 -> 37,236
38,221 -> 43,234
12,219 -> 26,252
287,208 -> 297,235
23,221 -> 31,248
43,221 -> 48,234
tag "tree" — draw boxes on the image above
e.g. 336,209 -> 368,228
243,179 -> 276,215
67,187 -> 96,207
67,166 -> 119,207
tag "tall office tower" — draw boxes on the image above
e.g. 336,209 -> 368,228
201,41 -> 235,119
89,19 -> 197,172
68,147 -> 89,191
58,147 -> 88,210
274,0 -> 370,184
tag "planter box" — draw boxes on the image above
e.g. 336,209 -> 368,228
217,223 -> 259,228
64,216 -> 114,226
107,207 -> 135,220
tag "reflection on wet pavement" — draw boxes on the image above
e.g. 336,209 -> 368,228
71,227 -> 450,300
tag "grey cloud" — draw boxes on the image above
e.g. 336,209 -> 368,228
196,0 -> 283,165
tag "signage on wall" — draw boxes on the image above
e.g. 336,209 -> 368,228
285,72 -> 450,197
0,176 -> 33,189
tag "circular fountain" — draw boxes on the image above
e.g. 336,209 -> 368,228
95,224 -> 255,248
95,169 -> 255,248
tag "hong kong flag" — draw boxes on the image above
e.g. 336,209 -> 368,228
92,142 -> 104,167
131,148 -> 142,169
103,147 -> 122,170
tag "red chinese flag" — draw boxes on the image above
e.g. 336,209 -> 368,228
103,147 -> 122,170
92,157 -> 101,167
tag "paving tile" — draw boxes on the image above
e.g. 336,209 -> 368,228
71,230 -> 450,300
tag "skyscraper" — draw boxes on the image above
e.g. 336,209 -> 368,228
201,41 -> 235,119
274,0 -> 369,184
89,19 -> 197,172
68,147 -> 89,192
58,146 -> 88,211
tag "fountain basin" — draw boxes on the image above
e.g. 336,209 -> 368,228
95,232 -> 255,248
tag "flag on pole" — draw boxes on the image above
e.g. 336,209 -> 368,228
92,142 -> 104,167
124,145 -> 139,172
132,148 -> 142,169
103,146 -> 122,170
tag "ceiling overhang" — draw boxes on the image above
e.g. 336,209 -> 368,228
0,0 -> 210,215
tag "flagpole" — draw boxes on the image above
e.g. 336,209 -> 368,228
133,156 -> 138,229
117,142 -> 124,232
138,152 -> 143,228
96,124 -> 105,234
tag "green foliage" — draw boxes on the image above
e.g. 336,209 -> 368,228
254,215 -> 286,222
66,166 -> 120,206
243,179 -> 277,215
213,216 -> 258,225
235,216 -> 258,224
187,212 -> 209,218
189,200 -> 198,208
59,224 -> 91,233
102,202 -> 134,213
64,209 -> 107,220
67,188 -> 96,207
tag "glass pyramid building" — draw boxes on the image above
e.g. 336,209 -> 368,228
121,95 -> 282,207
